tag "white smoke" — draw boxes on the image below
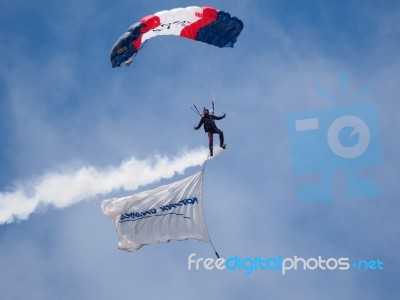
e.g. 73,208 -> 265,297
0,147 -> 221,224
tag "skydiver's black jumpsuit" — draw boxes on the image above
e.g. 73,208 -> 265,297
194,113 -> 226,156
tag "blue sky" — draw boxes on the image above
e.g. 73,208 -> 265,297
1,0 -> 399,299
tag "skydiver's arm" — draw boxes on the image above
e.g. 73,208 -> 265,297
194,118 -> 204,130
213,113 -> 226,120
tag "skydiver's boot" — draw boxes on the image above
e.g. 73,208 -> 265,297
218,131 -> 225,149
210,148 -> 213,157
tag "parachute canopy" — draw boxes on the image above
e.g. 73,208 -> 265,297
110,6 -> 244,68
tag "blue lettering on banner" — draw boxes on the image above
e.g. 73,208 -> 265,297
159,197 -> 198,211
120,208 -> 157,222
119,197 -> 198,223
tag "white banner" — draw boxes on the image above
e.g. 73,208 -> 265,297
100,170 -> 210,252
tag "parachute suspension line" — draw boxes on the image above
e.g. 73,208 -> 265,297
189,42 -> 210,93
204,25 -> 216,100
209,24 -> 226,101
185,27 -> 229,102
200,152 -> 220,259
211,48 -> 232,100
206,25 -> 219,101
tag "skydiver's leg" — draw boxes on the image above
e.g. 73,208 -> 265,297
208,132 -> 214,156
215,128 -> 225,148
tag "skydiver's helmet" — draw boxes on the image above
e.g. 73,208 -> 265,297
203,108 -> 209,115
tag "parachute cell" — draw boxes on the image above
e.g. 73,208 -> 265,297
110,6 -> 244,68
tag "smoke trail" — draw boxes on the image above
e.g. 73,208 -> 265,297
0,147 -> 220,224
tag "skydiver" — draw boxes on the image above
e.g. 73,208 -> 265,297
194,108 -> 227,157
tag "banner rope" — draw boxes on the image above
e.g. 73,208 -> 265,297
200,152 -> 220,259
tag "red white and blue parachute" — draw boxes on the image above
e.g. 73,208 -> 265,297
110,6 -> 244,68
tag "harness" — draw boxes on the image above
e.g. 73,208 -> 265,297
203,115 -> 216,132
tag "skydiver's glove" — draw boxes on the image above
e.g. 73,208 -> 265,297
194,125 -> 197,130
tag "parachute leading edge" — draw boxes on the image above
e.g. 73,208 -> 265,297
110,6 -> 244,68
